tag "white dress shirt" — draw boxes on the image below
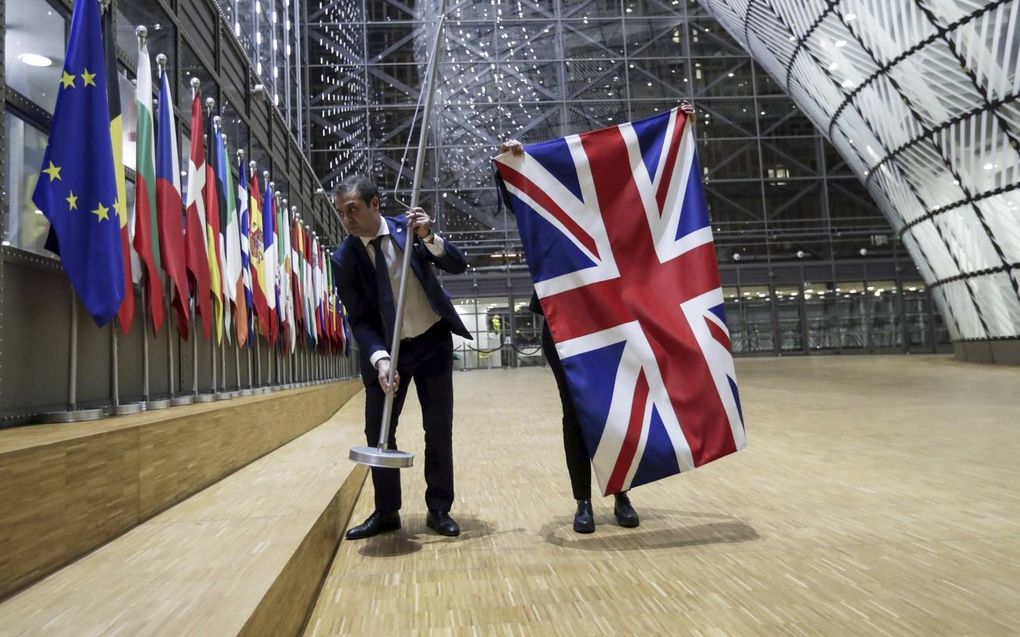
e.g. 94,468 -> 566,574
361,216 -> 445,366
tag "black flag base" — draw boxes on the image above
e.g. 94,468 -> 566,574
349,446 -> 414,469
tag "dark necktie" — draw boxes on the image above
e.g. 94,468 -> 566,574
370,236 -> 397,347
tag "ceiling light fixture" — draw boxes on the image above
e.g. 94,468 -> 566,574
19,53 -> 52,67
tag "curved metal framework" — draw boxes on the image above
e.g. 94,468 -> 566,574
700,0 -> 1020,344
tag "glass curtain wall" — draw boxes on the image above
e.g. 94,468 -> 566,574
216,0 -> 307,150
305,0 -> 948,365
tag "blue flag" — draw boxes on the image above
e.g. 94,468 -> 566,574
32,0 -> 123,326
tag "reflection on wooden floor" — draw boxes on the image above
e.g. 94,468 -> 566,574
305,356 -> 1020,636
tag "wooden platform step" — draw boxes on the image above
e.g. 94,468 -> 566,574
0,388 -> 370,636
0,381 -> 359,601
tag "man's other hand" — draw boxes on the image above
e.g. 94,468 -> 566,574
500,139 -> 525,156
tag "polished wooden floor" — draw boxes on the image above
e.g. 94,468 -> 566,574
305,356 -> 1020,636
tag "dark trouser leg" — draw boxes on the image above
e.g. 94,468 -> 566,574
412,328 -> 455,512
364,375 -> 411,512
542,322 -> 591,501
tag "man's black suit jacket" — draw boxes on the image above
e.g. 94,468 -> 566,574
331,215 -> 472,385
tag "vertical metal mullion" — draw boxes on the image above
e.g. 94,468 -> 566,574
621,0 -> 632,123
798,279 -> 809,354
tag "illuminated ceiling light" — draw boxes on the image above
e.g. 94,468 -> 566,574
19,53 -> 52,67
835,40 -> 847,48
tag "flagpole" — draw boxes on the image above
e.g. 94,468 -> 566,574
167,280 -> 192,406
111,316 -> 144,414
111,323 -> 120,409
192,301 -> 200,398
350,0 -> 447,468
255,328 -> 263,391
234,336 -> 242,394
167,284 -> 174,400
40,289 -> 104,422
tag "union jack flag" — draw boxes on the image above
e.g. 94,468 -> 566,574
494,106 -> 746,495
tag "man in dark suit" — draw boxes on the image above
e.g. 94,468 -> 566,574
331,175 -> 472,539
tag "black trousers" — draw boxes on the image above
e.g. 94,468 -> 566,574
364,321 -> 455,513
541,321 -> 592,501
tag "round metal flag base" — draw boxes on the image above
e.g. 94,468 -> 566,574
349,447 -> 414,468
113,402 -> 146,415
239,389 -> 254,397
170,395 -> 195,407
195,393 -> 216,403
38,408 -> 106,424
147,399 -> 171,410
214,392 -> 232,401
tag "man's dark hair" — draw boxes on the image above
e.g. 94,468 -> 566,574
332,175 -> 379,206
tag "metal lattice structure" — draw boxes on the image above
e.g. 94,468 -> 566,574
306,0 -> 905,277
700,0 -> 1020,344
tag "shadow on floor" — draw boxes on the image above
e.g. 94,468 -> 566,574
539,508 -> 759,552
356,513 -> 511,558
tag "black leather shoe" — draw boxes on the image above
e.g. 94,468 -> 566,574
345,510 -> 401,540
573,499 -> 595,534
426,510 -> 461,537
613,492 -> 640,528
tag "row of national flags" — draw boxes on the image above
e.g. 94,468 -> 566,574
32,0 -> 349,355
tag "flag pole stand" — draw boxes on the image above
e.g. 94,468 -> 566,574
268,339 -> 276,391
40,288 -> 106,423
216,333 -> 226,398
234,340 -> 242,397
241,335 -> 253,396
168,290 -> 192,406
350,0 -> 447,470
208,335 -> 223,400
215,338 -> 230,400
111,317 -> 145,415
254,330 -> 268,394
194,301 -> 215,403
144,293 -> 169,410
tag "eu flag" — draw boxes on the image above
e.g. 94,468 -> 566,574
32,0 -> 123,326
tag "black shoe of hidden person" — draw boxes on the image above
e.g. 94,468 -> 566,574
345,510 -> 401,540
426,510 -> 461,537
613,492 -> 640,528
573,499 -> 595,534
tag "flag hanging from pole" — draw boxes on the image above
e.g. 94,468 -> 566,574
261,179 -> 278,346
249,169 -> 269,338
133,32 -> 165,334
280,202 -> 296,353
237,156 -> 253,346
32,0 -> 123,326
103,6 -> 134,334
493,106 -> 746,495
155,62 -> 190,339
215,122 -> 242,342
291,213 -> 305,341
204,107 -> 224,343
185,87 -> 212,340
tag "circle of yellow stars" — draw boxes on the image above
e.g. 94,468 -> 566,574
43,66 -> 115,223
